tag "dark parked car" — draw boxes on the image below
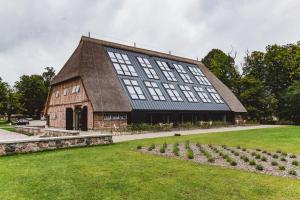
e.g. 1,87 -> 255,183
12,119 -> 29,126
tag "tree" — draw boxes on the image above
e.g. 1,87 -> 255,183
0,77 -> 9,116
15,75 -> 48,117
42,67 -> 55,89
281,81 -> 300,124
202,49 -> 240,93
6,89 -> 24,122
237,76 -> 273,121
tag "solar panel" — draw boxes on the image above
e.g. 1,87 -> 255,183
144,81 -> 166,101
163,83 -> 183,102
137,57 -> 159,79
193,86 -> 211,103
207,88 -> 224,103
108,51 -> 138,77
156,60 -> 177,82
123,79 -> 146,100
179,85 -> 198,102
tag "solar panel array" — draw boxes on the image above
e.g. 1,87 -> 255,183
106,47 -> 230,111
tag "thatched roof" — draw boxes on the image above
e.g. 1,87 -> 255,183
50,36 -> 246,113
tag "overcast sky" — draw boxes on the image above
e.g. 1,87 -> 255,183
1,0 -> 300,85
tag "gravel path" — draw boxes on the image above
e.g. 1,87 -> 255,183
113,125 -> 283,143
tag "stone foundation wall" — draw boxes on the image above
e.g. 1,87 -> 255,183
15,126 -> 43,136
41,129 -> 80,137
0,134 -> 112,156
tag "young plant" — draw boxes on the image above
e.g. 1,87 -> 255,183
160,146 -> 166,153
185,141 -> 190,149
290,154 -> 297,158
276,150 -> 282,154
261,156 -> 267,162
278,165 -> 285,171
271,161 -> 278,166
163,142 -> 167,149
251,152 -> 256,157
243,156 -> 249,162
187,149 -> 194,159
230,160 -> 237,166
256,148 -> 261,152
237,146 -> 241,149
256,164 -> 263,171
292,160 -> 299,166
249,160 -> 256,165
234,152 -> 239,156
289,170 -> 297,176
280,157 -> 287,162
148,144 -> 155,151
255,154 -> 261,159
242,148 -> 246,151
137,145 -> 142,150
208,157 -> 215,163
272,154 -> 279,159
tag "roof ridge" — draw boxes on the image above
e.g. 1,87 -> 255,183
81,36 -> 202,65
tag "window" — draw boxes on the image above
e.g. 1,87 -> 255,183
189,66 -> 211,86
137,57 -> 159,79
179,85 -> 198,102
108,51 -> 138,77
123,79 -> 146,100
193,86 -> 211,103
63,89 -> 68,96
55,91 -> 60,98
207,88 -> 224,103
103,113 -> 127,121
173,64 -> 193,83
144,81 -> 166,101
156,60 -> 177,81
72,85 -> 80,94
162,83 -> 183,102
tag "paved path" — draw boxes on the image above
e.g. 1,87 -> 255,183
0,128 -> 29,141
113,125 -> 283,143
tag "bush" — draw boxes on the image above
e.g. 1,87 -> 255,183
292,160 -> 299,166
221,144 -> 227,149
272,154 -> 279,159
137,145 -> 142,150
179,122 -> 193,129
234,152 -> 239,156
251,152 -> 256,157
262,150 -> 267,153
255,154 -> 261,159
208,157 -> 215,163
281,152 -> 287,156
243,156 -> 249,162
278,165 -> 285,171
174,133 -> 181,136
230,161 -> 237,166
184,141 -> 190,149
242,148 -> 246,151
237,146 -> 241,149
173,146 -> 180,156
289,170 -> 297,176
163,142 -> 167,149
187,149 -> 194,159
261,156 -> 267,162
256,164 -> 264,171
249,160 -> 256,165
160,146 -> 166,153
280,157 -> 287,162
276,150 -> 282,154
267,152 -> 272,156
222,154 -> 229,159
256,149 -> 261,152
290,154 -> 297,158
148,144 -> 155,151
271,161 -> 278,166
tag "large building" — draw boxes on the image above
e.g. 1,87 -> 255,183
45,36 -> 246,131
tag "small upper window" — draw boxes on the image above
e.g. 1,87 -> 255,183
162,83 -> 183,102
108,51 -> 138,77
207,88 -> 224,103
179,85 -> 198,102
55,91 -> 60,98
72,85 -> 80,94
63,89 -> 68,96
137,57 -> 159,79
123,79 -> 146,100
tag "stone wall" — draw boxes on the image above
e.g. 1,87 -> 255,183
94,113 -> 127,129
0,134 -> 112,156
41,129 -> 80,137
15,126 -> 43,136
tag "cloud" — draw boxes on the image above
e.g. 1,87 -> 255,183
0,0 -> 300,85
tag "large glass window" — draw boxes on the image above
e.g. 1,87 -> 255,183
144,81 -> 166,101
137,57 -> 159,79
156,60 -> 177,82
173,64 -> 193,83
162,83 -> 183,102
188,66 -> 211,85
207,88 -> 224,103
179,85 -> 198,102
123,79 -> 146,100
108,51 -> 138,77
193,86 -> 211,103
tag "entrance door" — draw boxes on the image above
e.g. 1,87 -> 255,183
74,107 -> 82,130
81,106 -> 88,131
66,108 -> 73,130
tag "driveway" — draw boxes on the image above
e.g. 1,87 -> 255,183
0,129 -> 29,141
113,125 -> 283,143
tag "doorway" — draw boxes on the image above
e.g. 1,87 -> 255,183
66,108 -> 73,130
81,106 -> 88,131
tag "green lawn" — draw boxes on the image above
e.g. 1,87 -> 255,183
0,120 -> 16,132
0,126 -> 300,200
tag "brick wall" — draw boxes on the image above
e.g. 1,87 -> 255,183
94,113 -> 127,129
46,78 -> 94,129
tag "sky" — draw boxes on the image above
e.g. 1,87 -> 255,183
0,0 -> 300,85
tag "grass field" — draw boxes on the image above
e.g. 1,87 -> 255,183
0,126 -> 300,199
0,120 -> 15,132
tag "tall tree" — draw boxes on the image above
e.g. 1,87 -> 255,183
202,49 -> 240,92
281,81 -> 300,124
42,67 -> 55,89
0,77 -> 9,116
15,75 -> 48,117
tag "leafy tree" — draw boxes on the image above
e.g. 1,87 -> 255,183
202,49 -> 240,92
281,81 -> 300,124
6,89 -> 24,122
15,75 -> 48,117
42,67 -> 55,89
0,77 -> 9,116
237,76 -> 273,121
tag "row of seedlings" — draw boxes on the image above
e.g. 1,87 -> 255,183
197,143 -> 215,163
